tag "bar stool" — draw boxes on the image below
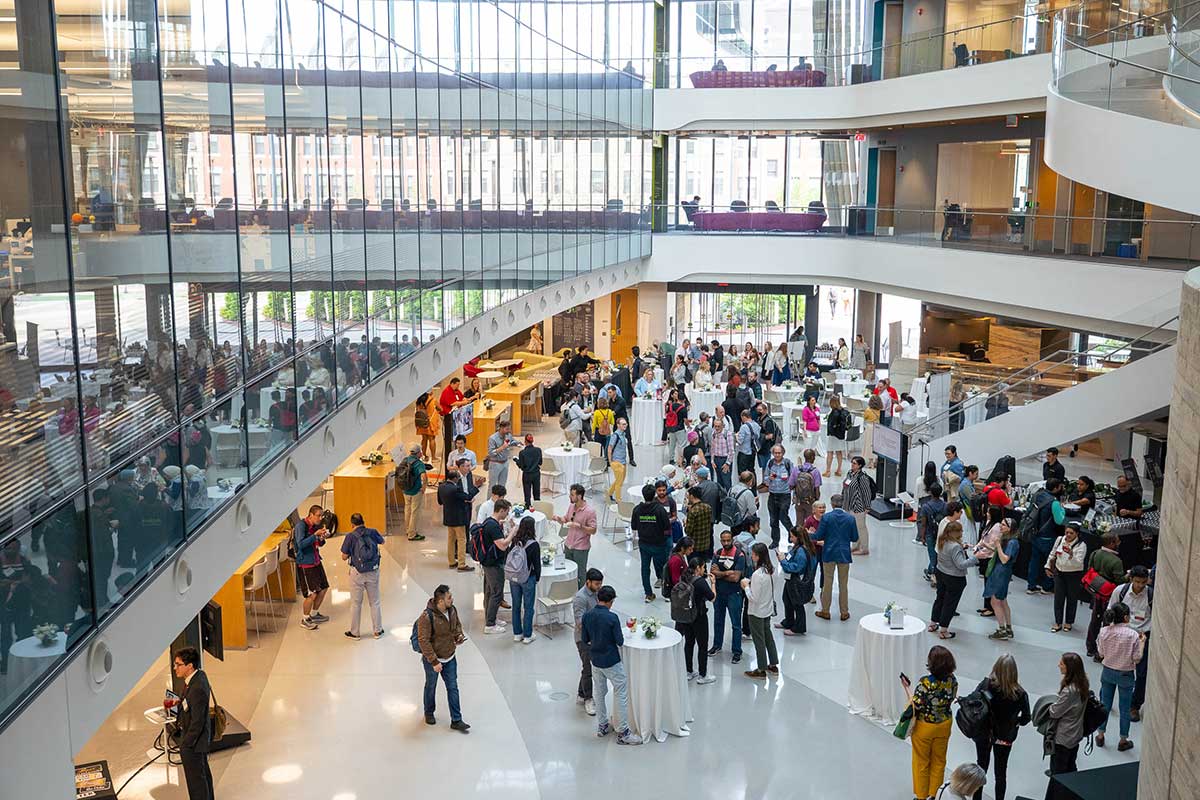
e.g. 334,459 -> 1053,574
262,549 -> 281,618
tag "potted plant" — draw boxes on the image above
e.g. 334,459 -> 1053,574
639,616 -> 662,638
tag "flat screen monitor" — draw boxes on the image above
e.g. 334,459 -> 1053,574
201,601 -> 224,662
873,423 -> 903,464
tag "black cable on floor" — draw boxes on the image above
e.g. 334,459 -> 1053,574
114,749 -> 165,797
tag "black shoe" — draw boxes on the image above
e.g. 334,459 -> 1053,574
344,631 -> 360,640
706,646 -> 721,656
450,720 -> 471,733
732,653 -> 742,664
425,714 -> 436,725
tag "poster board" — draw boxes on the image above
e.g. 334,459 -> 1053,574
887,320 -> 902,365
452,403 -> 475,436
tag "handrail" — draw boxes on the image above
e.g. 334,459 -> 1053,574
1081,0 -> 1200,42
1065,34 -> 1200,88
655,9 -> 1045,66
907,315 -> 1180,441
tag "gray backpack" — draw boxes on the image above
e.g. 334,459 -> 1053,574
504,540 -> 534,583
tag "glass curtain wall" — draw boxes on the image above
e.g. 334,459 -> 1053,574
0,0 -> 650,728
668,132 -> 829,224
670,289 -> 807,350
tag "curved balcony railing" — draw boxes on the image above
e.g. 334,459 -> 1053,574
656,10 -> 1053,89
1053,0 -> 1200,126
654,204 -> 1200,270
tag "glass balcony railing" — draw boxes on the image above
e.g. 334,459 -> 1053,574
1053,0 -> 1200,127
906,317 -> 1178,445
655,204 -> 1200,269
656,11 -> 1054,90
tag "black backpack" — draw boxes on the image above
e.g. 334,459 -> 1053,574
1081,690 -> 1108,737
1019,490 -> 1052,544
955,684 -> 993,740
670,576 -> 697,623
396,456 -> 419,492
827,408 -> 850,439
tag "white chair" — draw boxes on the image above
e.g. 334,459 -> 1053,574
262,549 -> 281,618
611,500 -> 636,545
243,560 -> 273,647
583,440 -> 602,459
319,478 -> 334,508
535,576 -> 579,639
579,455 -> 609,489
541,456 -> 564,494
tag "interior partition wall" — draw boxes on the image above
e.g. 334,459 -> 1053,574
0,0 -> 651,733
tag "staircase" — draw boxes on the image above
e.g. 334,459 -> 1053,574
904,341 -> 1177,488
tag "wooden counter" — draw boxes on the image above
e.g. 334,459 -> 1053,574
333,458 -> 395,533
211,527 -> 296,650
483,378 -> 541,433
465,399 -> 512,465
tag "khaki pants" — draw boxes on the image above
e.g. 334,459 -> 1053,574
404,490 -> 424,539
608,461 -> 627,501
446,525 -> 467,568
853,510 -> 870,552
820,561 -> 851,615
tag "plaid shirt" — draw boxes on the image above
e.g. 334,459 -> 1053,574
709,427 -> 734,458
684,501 -> 714,553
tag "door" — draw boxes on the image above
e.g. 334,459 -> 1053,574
611,288 -> 639,363
876,149 -> 897,232
882,2 -> 904,79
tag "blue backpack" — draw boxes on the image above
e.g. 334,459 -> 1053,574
349,528 -> 381,572
410,608 -> 435,653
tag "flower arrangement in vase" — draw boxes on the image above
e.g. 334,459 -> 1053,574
361,451 -> 385,465
639,616 -> 662,638
883,601 -> 905,628
541,543 -> 556,566
562,440 -> 573,451
33,623 -> 59,647
507,376 -> 518,386
1096,518 -> 1113,534
483,398 -> 495,410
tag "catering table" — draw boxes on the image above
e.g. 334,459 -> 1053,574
621,626 -> 693,742
7,632 -> 68,693
630,397 -> 661,446
483,378 -> 541,433
544,445 -> 589,488
534,559 -> 578,626
506,508 -> 548,540
685,384 -> 723,419
847,612 -> 926,726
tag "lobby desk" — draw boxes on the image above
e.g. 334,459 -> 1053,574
333,459 -> 395,533
212,528 -> 295,650
466,400 -> 512,463
483,378 -> 540,432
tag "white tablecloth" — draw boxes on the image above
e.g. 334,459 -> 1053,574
962,392 -> 987,428
783,401 -> 807,440
7,632 -> 68,693
685,385 -> 723,419
630,397 -> 661,446
621,626 -> 693,742
534,559 -> 578,624
838,379 -> 869,398
847,613 -> 927,726
507,508 -> 548,540
771,386 -> 803,405
544,446 -> 589,488
833,368 -> 863,383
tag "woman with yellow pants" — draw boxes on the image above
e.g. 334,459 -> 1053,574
607,418 -> 630,503
904,645 -> 958,800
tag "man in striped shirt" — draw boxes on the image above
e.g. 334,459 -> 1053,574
708,416 -> 735,493
843,456 -> 874,556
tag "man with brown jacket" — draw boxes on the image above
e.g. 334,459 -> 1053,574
416,584 -> 470,732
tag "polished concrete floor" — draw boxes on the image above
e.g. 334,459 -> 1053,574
80,428 -> 1141,800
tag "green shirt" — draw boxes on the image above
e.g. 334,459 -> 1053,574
1089,548 -> 1124,583
403,456 -> 427,497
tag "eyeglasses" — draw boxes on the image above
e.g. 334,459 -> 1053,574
172,661 -> 185,668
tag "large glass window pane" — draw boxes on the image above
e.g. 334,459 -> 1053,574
0,2 -> 83,539
58,0 -> 178,475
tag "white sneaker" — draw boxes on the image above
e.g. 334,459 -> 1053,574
576,695 -> 586,706
585,698 -> 596,716
513,634 -> 524,642
696,675 -> 716,685
484,625 -> 505,634
687,671 -> 696,681
522,634 -> 537,644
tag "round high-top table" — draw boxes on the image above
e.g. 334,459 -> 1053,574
630,397 -> 661,446
544,446 -> 589,488
620,626 -> 694,742
847,612 -> 926,726
685,385 -> 723,419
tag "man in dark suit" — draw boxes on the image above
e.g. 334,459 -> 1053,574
172,647 -> 214,800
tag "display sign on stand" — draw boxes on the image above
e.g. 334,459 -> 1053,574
75,760 -> 117,799
868,424 -> 909,520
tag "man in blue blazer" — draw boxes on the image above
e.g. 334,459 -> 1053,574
812,493 -> 859,621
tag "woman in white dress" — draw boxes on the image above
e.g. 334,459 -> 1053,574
692,361 -> 714,390
850,334 -> 869,371
770,344 -> 791,386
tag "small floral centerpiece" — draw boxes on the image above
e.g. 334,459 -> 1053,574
511,504 -> 526,518
507,376 -> 518,386
1096,518 -> 1113,534
33,623 -> 59,647
483,398 -> 495,410
643,392 -> 654,400
562,440 -> 573,451
782,380 -> 797,390
542,542 -> 556,565
639,616 -> 662,638
254,417 -> 268,427
361,450 -> 385,465
883,601 -> 905,629
217,478 -> 232,491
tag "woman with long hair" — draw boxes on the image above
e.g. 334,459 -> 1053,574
1048,653 -> 1090,775
771,342 -> 791,386
983,518 -> 1019,640
919,460 -> 939,501
507,516 -> 541,645
801,394 -> 822,454
929,520 -> 976,639
741,542 -> 779,677
664,388 -> 688,463
415,390 -> 440,463
677,555 -> 716,685
823,394 -> 851,477
971,655 -> 1031,800
778,527 -> 815,636
973,505 -> 1004,618
904,645 -> 958,800
835,337 -> 849,368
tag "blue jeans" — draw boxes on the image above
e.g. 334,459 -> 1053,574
1028,537 -> 1055,591
712,590 -> 744,656
639,543 -> 669,598
510,575 -> 537,637
925,533 -> 938,576
1099,666 -> 1135,738
713,455 -> 732,492
594,661 -> 630,733
422,656 -> 462,722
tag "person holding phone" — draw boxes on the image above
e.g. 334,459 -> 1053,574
294,504 -> 331,630
904,645 -> 958,800
486,420 -> 518,491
